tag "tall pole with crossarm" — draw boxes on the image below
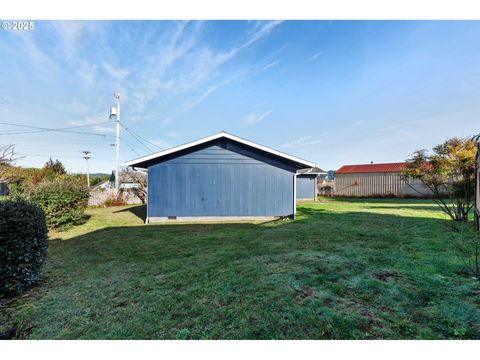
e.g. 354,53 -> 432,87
114,93 -> 121,189
82,151 -> 91,187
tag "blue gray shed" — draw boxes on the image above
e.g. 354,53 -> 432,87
126,132 -> 318,223
296,167 -> 326,200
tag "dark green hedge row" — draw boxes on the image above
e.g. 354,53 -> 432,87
0,199 -> 48,298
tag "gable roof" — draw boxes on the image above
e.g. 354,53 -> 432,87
336,162 -> 407,174
297,166 -> 327,175
125,132 -> 316,169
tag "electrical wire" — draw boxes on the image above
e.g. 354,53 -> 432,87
0,121 -> 111,137
128,128 -> 164,150
119,122 -> 165,151
119,123 -> 155,153
118,136 -> 143,156
5,119 -> 160,165
3,136 -> 112,145
17,153 -> 114,162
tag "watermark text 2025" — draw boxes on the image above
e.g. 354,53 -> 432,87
2,21 -> 35,30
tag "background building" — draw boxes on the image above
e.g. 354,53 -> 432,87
334,162 -> 432,197
296,167 -> 326,200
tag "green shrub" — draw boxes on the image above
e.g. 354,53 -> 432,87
101,195 -> 127,207
31,177 -> 90,229
0,164 -> 45,196
0,199 -> 48,298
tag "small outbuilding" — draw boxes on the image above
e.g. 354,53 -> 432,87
335,162 -> 433,197
126,132 -> 318,223
296,167 -> 326,200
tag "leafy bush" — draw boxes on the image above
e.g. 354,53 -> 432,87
0,199 -> 48,298
0,164 -> 45,196
31,177 -> 90,229
102,195 -> 127,207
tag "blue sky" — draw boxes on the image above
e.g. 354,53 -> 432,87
0,20 -> 479,173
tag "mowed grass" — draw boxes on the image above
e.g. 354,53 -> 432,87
1,198 -> 479,339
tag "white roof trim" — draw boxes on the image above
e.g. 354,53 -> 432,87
125,131 -> 316,168
297,168 -> 326,175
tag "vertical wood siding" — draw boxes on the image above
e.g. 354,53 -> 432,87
147,140 -> 296,217
335,172 -> 433,197
296,175 -> 316,199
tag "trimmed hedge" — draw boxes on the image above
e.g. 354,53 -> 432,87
30,177 -> 90,229
0,199 -> 49,298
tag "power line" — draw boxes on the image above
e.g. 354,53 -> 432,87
119,136 -> 142,156
0,121 -> 111,137
120,122 -> 165,151
17,153 -> 114,162
3,136 -> 112,145
128,127 -> 164,150
0,129 -> 106,137
119,122 -> 155,153
0,120 -> 111,131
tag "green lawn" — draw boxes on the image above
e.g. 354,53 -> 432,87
1,198 -> 479,339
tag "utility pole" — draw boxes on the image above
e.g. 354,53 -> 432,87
114,93 -> 121,189
82,151 -> 91,187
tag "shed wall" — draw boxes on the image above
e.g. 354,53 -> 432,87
335,172 -> 433,197
296,175 -> 316,199
147,141 -> 296,217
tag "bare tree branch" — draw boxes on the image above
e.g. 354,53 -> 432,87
0,144 -> 23,166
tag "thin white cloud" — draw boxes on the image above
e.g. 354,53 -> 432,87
244,21 -> 284,48
259,61 -> 280,73
132,20 -> 284,112
184,71 -> 245,110
51,21 -> 86,58
102,61 -> 130,81
245,110 -> 273,124
10,31 -> 58,74
175,24 -> 275,92
185,86 -> 218,109
367,107 -> 480,135
76,61 -> 98,87
279,136 -> 324,149
311,51 -> 323,60
132,21 -> 204,111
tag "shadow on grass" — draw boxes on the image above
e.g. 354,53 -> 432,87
53,205 -> 450,246
113,204 -> 147,222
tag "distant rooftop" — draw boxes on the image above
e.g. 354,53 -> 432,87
297,166 -> 327,175
336,162 -> 407,174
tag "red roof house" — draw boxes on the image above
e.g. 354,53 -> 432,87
336,162 -> 407,174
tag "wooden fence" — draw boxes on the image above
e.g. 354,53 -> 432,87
88,188 -> 144,206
